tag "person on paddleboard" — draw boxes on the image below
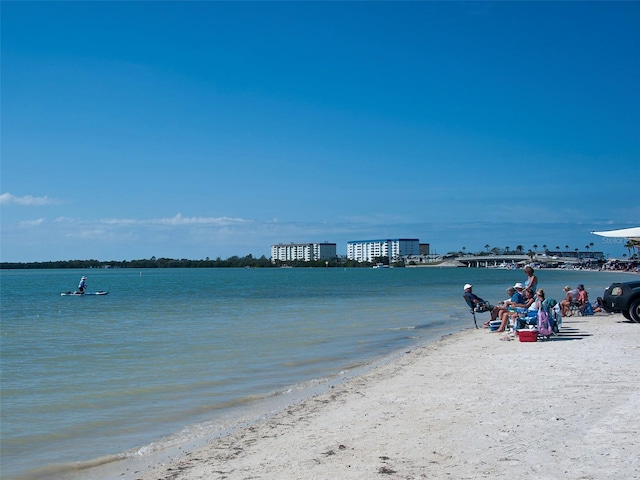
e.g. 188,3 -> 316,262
77,276 -> 87,294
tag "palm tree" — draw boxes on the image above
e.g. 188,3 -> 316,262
624,240 -> 640,258
484,244 -> 490,253
624,240 -> 635,259
533,244 -> 538,254
516,245 -> 524,254
462,246 -> 466,256
542,244 -> 547,253
505,246 -> 510,254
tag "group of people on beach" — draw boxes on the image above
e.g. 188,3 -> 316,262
560,284 -> 600,315
463,265 -> 600,337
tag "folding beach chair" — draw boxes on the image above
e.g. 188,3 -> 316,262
463,297 -> 491,329
547,299 -> 562,333
514,299 -> 561,336
569,300 -> 582,316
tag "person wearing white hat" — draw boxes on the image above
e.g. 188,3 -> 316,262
463,284 -> 492,329
77,276 -> 87,294
463,284 -> 490,311
488,286 -> 526,325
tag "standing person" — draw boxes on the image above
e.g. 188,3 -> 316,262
523,265 -> 538,292
77,276 -> 87,294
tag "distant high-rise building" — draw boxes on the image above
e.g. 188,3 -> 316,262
346,239 -> 420,263
271,242 -> 337,263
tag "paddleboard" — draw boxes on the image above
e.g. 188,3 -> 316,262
61,291 -> 109,296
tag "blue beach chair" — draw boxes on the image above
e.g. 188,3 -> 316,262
513,299 -> 561,336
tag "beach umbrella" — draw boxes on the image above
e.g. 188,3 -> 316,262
591,227 -> 640,240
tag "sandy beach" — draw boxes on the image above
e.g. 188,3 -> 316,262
123,312 -> 640,480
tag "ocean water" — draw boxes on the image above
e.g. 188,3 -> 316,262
1,267 -> 635,479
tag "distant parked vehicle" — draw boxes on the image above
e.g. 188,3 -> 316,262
602,281 -> 640,322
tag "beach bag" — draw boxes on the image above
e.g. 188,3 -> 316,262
583,302 -> 594,316
546,298 -> 560,333
537,301 -> 553,336
552,303 -> 562,333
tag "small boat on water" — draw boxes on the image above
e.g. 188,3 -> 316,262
61,291 -> 109,296
489,261 -> 517,269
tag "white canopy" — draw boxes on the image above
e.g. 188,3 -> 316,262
591,227 -> 640,241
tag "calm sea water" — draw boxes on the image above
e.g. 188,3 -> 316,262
1,267 -> 635,479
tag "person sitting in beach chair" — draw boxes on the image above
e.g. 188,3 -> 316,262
463,284 -> 491,312
576,284 -> 594,315
495,287 -> 535,333
561,285 -> 581,316
486,285 -> 525,327
463,284 -> 492,328
593,297 -> 605,313
510,290 -> 560,336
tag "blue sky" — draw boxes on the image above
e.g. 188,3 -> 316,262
2,1 -> 639,262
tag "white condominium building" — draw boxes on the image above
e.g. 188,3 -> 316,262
347,238 -> 420,263
271,242 -> 337,263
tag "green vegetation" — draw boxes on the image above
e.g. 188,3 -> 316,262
448,243 -> 613,260
1,255 -> 273,270
1,255 -> 396,269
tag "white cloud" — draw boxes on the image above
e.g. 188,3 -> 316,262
0,192 -> 64,206
92,213 -> 252,226
150,213 -> 252,226
99,218 -> 139,225
18,218 -> 45,227
46,213 -> 255,227
45,214 -> 253,227
66,228 -> 133,240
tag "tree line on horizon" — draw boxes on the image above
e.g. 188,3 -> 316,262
453,243 -> 600,257
451,240 -> 638,260
3,240 -> 638,270
0,255 -> 272,270
0,254 -> 382,270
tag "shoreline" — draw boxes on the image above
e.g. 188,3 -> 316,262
103,312 -> 639,480
7,269 -> 637,480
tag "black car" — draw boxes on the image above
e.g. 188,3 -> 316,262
602,280 -> 640,323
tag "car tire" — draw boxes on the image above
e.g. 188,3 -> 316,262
623,310 -> 632,320
629,298 -> 640,323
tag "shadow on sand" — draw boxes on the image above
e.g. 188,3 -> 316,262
551,319 -> 593,341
